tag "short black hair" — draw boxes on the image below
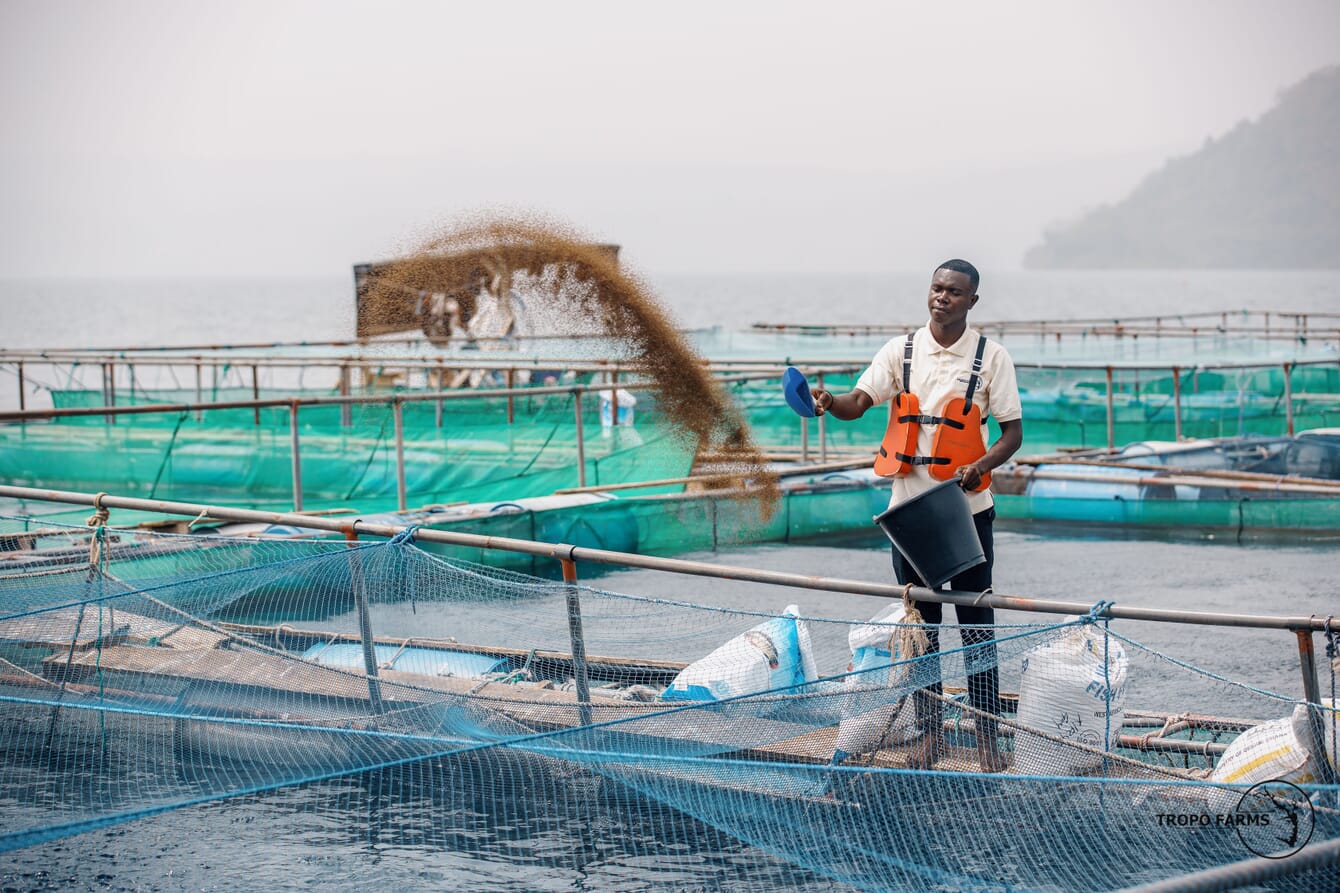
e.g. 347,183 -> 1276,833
935,259 -> 979,292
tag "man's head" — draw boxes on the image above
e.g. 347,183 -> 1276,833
935,259 -> 979,292
927,259 -> 980,334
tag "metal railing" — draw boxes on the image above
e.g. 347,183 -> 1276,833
6,353 -> 1338,463
751,309 -> 1340,342
3,482 -> 1338,794
0,372 -> 795,512
2,483 -> 1337,674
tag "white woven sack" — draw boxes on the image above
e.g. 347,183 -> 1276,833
1012,621 -> 1128,775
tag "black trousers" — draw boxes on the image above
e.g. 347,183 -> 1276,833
891,506 -> 1001,736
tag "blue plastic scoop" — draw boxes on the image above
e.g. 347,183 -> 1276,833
782,366 -> 816,418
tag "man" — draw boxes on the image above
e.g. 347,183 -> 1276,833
811,259 -> 1023,772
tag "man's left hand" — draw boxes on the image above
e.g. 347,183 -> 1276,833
958,463 -> 983,491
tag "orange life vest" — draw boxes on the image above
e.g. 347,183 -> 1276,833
874,334 -> 991,492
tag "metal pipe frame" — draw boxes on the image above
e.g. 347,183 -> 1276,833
560,555 -> 592,726
5,349 -> 1339,376
393,398 -> 407,512
1105,366 -> 1116,451
2,484 -> 1337,635
0,373 -> 777,424
288,402 -> 303,511
573,391 -> 586,488
1282,362 -> 1294,436
1172,365 -> 1183,440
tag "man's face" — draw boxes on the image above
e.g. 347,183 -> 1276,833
927,269 -> 978,330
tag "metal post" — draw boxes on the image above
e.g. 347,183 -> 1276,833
393,398 -> 407,513
194,361 -> 202,421
817,371 -> 827,463
1282,363 -> 1294,436
1295,630 -> 1339,785
1172,366 -> 1183,441
573,390 -> 586,488
16,362 -> 24,412
610,369 -> 619,424
800,410 -> 809,462
339,365 -> 351,429
560,556 -> 592,727
1105,365 -> 1115,451
346,531 -> 384,714
506,369 -> 515,424
106,363 -> 116,426
251,365 -> 260,425
289,401 -> 304,512
434,366 -> 443,429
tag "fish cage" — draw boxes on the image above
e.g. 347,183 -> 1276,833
0,484 -> 1337,892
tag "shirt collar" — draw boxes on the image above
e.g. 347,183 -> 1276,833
921,323 -> 978,356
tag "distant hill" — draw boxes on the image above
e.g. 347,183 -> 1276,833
1024,66 -> 1340,269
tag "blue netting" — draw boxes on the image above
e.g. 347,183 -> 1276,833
1,515 -> 1336,891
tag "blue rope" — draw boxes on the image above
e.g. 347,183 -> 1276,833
1083,600 -> 1114,624
389,525 -> 421,546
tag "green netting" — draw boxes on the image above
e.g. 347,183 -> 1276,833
2,516 -> 1337,891
996,493 -> 1340,532
1,392 -> 695,511
727,364 -> 1340,458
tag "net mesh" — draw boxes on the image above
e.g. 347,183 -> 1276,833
3,390 -> 694,510
2,516 -> 1337,891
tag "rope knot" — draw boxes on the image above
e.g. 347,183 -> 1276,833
389,525 -> 421,546
1082,600 -> 1115,624
86,492 -> 110,528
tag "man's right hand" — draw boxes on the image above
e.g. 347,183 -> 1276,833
810,388 -> 872,421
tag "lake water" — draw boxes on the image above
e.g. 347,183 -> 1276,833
2,271 -> 1339,891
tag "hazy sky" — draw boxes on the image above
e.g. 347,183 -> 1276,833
2,0 -> 1338,276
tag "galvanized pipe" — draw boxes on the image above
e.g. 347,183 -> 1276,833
393,398 -> 407,513
573,390 -> 586,488
3,484 -> 1338,635
1282,362 -> 1294,436
1117,834 -> 1340,893
0,374 -> 774,424
1016,468 -> 1340,497
288,402 -> 304,512
251,365 -> 260,426
339,365 -> 351,428
1021,457 -> 1340,490
1172,365 -> 1183,440
1105,365 -> 1115,450
1295,629 -> 1338,786
346,535 -> 384,714
16,362 -> 24,413
434,366 -> 444,428
560,555 -> 592,726
10,345 -> 1340,376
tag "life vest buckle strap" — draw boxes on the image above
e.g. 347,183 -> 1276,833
897,453 -> 949,466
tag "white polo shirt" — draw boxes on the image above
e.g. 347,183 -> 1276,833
854,324 -> 1022,513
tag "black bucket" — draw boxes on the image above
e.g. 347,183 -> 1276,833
873,479 -> 986,588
